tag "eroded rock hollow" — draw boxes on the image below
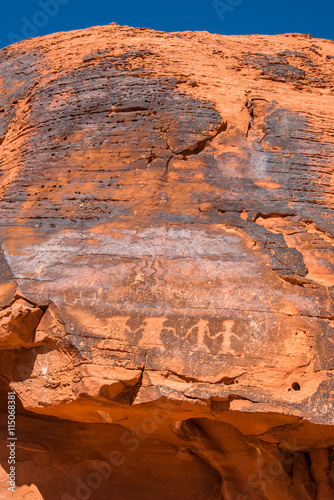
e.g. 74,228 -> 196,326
0,24 -> 334,499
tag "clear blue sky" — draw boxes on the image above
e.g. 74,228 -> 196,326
1,0 -> 334,49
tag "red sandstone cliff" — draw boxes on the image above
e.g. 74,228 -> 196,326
0,24 -> 334,499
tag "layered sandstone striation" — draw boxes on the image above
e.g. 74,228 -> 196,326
0,24 -> 334,499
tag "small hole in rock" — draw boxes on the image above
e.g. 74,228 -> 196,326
292,382 -> 300,391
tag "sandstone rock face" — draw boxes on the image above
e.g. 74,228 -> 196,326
0,25 -> 334,499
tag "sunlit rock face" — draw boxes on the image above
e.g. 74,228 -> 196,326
0,25 -> 334,499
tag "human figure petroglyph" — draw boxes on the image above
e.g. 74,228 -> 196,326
159,317 -> 240,355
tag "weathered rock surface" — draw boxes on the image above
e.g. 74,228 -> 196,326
0,24 -> 333,499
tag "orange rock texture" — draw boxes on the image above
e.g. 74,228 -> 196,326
0,24 -> 334,499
